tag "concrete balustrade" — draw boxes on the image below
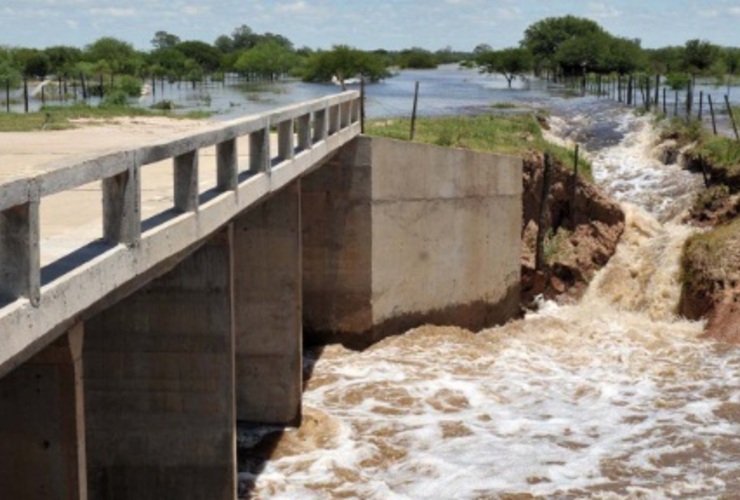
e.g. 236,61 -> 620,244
0,91 -> 361,378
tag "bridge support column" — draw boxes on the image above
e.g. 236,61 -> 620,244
234,180 -> 302,424
83,228 -> 236,500
0,324 -> 87,500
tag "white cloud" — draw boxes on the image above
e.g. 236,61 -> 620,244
276,1 -> 309,14
181,5 -> 211,16
89,7 -> 136,17
587,2 -> 621,19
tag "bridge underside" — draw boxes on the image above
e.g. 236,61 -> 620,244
0,136 -> 521,499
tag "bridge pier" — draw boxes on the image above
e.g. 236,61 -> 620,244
0,324 -> 86,500
83,228 -> 236,500
234,180 -> 302,424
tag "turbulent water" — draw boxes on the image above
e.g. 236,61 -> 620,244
239,98 -> 740,499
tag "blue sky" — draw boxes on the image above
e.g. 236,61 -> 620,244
2,0 -> 740,51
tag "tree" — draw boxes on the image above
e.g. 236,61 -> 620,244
601,37 -> 646,75
554,32 -> 609,76
85,37 -> 142,75
302,45 -> 390,87
478,48 -> 533,87
231,25 -> 259,51
151,31 -> 181,50
44,45 -> 82,76
0,60 -> 22,88
234,41 -> 298,81
521,15 -> 605,77
684,39 -> 720,75
174,41 -> 222,73
398,48 -> 437,69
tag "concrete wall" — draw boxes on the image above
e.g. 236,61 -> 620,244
303,136 -> 522,348
83,229 -> 236,500
234,180 -> 302,424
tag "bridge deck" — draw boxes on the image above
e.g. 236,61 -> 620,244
0,91 -> 361,377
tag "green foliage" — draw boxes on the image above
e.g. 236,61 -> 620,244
665,72 -> 691,90
477,48 -> 533,87
692,185 -> 730,214
398,48 -> 437,69
684,39 -> 720,75
44,46 -> 83,76
85,37 -> 142,75
302,45 -> 390,85
234,41 -> 298,80
0,60 -> 21,87
521,15 -> 605,75
100,90 -> 129,107
175,41 -> 222,73
366,113 -> 593,180
116,75 -> 143,97
151,31 -> 181,50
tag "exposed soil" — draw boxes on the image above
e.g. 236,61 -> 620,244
676,145 -> 740,344
520,150 -> 625,306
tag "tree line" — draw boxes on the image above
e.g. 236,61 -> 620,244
473,15 -> 740,90
0,24 -> 468,100
1,16 -> 738,102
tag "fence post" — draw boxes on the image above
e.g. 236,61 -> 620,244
708,94 -> 718,135
725,95 -> 740,141
535,152 -> 554,272
409,81 -> 420,141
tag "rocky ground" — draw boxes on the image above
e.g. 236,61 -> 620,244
519,149 -> 625,306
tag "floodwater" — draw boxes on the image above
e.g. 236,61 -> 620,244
238,73 -> 740,499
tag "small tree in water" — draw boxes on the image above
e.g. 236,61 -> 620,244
477,48 -> 533,88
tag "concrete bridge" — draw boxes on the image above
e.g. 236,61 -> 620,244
0,91 -> 522,499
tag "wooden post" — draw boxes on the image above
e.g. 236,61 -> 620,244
409,81 -> 420,141
360,76 -> 365,134
627,76 -> 633,106
708,94 -> 718,135
618,75 -> 622,103
571,144 -> 579,230
685,81 -> 693,120
699,154 -> 710,188
725,95 -> 740,141
654,74 -> 660,110
535,152 -> 554,272
698,91 -> 704,121
4,80 -> 9,113
23,77 -> 28,113
674,90 -> 679,117
663,87 -> 667,116
41,84 -> 45,106
645,76 -> 651,110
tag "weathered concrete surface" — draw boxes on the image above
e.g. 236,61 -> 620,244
303,136 -> 522,348
83,229 -> 236,500
234,180 -> 302,424
0,324 -> 86,500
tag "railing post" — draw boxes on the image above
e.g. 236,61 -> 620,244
328,104 -> 340,135
313,107 -> 327,144
103,160 -> 141,246
340,101 -> 351,128
297,113 -> 311,151
250,122 -> 271,172
174,150 -> 199,212
278,118 -> 295,162
216,138 -> 238,191
0,183 -> 40,307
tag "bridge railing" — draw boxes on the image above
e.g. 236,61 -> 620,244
0,90 -> 361,311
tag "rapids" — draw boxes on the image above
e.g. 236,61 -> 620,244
239,100 -> 740,499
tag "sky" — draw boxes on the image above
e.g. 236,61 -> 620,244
2,0 -> 740,52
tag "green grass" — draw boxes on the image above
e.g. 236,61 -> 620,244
0,103 -> 210,132
682,216 -> 740,298
366,113 -> 593,180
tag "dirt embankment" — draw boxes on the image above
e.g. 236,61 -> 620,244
677,147 -> 740,344
520,150 -> 625,306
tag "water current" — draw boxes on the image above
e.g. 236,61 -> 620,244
238,78 -> 740,499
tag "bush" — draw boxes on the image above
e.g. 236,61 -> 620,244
100,90 -> 129,107
117,75 -> 143,97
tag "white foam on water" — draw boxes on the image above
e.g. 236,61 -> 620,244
243,104 -> 740,499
